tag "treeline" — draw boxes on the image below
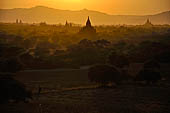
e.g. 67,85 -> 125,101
0,23 -> 170,70
0,23 -> 170,48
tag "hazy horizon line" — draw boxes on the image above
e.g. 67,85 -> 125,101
0,5 -> 170,16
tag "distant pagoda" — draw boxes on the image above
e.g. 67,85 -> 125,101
65,20 -> 72,27
144,19 -> 153,26
79,16 -> 96,37
16,19 -> 23,24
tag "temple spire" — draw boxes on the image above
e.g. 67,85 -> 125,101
144,18 -> 153,26
86,16 -> 92,27
146,19 -> 151,24
65,20 -> 68,26
79,16 -> 96,37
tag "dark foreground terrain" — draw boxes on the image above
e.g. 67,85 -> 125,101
0,69 -> 170,113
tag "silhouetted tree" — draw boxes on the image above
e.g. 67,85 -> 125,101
78,39 -> 94,47
88,64 -> 122,86
156,51 -> 170,63
0,75 -> 32,103
0,57 -> 22,73
94,39 -> 111,48
108,51 -> 129,68
134,69 -> 162,85
39,22 -> 47,26
143,59 -> 160,70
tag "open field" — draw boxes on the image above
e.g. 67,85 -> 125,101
0,69 -> 170,113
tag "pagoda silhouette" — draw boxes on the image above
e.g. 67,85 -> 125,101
79,16 -> 96,37
65,20 -> 72,27
144,19 -> 153,26
86,16 -> 92,27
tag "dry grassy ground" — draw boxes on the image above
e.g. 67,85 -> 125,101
0,69 -> 170,113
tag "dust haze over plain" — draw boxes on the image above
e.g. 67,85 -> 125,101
0,6 -> 170,25
0,0 -> 170,15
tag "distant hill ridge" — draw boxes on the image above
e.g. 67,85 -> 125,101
0,6 -> 170,25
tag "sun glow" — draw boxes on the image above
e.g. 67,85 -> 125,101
63,0 -> 82,3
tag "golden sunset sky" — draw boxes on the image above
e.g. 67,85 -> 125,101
0,0 -> 170,15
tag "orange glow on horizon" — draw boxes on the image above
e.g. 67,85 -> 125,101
0,0 -> 170,15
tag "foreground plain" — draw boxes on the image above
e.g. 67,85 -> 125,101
0,69 -> 170,113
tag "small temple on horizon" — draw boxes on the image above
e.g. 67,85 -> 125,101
79,16 -> 97,37
144,19 -> 153,26
16,19 -> 23,24
65,20 -> 72,27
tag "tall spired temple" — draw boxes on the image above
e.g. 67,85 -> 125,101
79,16 -> 96,37
86,16 -> 92,27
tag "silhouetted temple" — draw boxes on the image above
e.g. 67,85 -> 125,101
16,19 -> 23,24
144,19 -> 153,26
65,20 -> 69,26
86,16 -> 92,27
65,20 -> 72,27
79,16 -> 96,37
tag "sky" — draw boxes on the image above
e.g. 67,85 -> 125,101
0,0 -> 170,15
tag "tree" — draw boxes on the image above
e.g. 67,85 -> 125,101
0,57 -> 22,73
94,39 -> 111,48
88,64 -> 122,86
134,69 -> 162,85
0,75 -> 32,103
156,51 -> 170,63
78,39 -> 94,48
143,59 -> 160,70
108,51 -> 129,68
